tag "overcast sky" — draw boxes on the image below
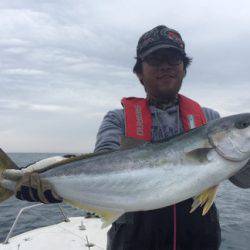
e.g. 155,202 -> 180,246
0,0 -> 249,153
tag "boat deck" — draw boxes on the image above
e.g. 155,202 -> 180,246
0,217 -> 109,250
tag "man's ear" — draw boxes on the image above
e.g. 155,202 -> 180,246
136,73 -> 144,85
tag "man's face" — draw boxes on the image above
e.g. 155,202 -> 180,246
137,49 -> 185,102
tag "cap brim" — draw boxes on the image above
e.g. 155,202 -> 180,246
140,44 -> 185,60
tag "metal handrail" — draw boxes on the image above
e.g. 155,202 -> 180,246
3,203 -> 70,244
58,204 -> 70,222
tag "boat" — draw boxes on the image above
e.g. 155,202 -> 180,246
0,204 -> 109,250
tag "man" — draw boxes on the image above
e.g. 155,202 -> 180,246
94,25 -> 221,250
5,24 -> 250,250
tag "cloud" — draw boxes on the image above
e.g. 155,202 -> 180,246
0,0 -> 249,152
0,38 -> 30,46
181,80 -> 250,116
1,68 -> 47,76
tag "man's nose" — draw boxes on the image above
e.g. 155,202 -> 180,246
158,61 -> 172,71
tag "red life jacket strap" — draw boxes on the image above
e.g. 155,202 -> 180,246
178,94 -> 207,132
121,97 -> 152,141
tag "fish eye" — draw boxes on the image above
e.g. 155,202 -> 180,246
235,121 -> 250,129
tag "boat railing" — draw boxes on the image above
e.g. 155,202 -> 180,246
3,203 -> 70,244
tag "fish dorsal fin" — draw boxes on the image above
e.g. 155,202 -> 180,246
186,148 -> 212,163
120,136 -> 147,150
64,199 -> 123,228
190,185 -> 219,215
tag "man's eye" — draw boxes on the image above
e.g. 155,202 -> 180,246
146,58 -> 161,65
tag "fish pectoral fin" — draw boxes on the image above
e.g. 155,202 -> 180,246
190,185 -> 219,215
64,199 -> 123,228
186,148 -> 212,163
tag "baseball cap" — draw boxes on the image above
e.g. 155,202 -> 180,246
136,25 -> 185,60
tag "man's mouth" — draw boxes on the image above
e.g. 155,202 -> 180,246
157,73 -> 176,79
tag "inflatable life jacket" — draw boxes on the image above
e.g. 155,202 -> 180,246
121,94 -> 207,138
121,94 -> 207,250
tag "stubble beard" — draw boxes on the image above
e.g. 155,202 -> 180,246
147,80 -> 182,104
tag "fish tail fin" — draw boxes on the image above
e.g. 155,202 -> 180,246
0,148 -> 18,203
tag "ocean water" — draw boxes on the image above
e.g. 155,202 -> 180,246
0,153 -> 250,250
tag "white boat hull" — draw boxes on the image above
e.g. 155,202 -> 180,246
0,217 -> 109,250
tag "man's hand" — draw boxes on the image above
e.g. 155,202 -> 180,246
15,172 -> 63,203
2,155 -> 74,203
230,160 -> 250,188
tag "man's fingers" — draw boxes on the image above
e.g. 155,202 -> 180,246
2,169 -> 23,181
12,172 -> 63,204
1,171 -> 62,204
44,190 -> 63,203
0,179 -> 16,191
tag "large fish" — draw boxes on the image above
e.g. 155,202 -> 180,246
0,113 -> 250,227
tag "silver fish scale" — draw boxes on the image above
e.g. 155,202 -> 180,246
40,142 -> 187,179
